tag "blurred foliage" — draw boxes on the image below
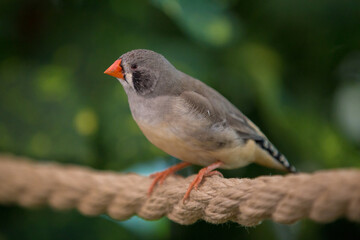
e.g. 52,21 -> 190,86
1,0 -> 360,239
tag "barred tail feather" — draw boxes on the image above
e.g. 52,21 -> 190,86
254,139 -> 297,173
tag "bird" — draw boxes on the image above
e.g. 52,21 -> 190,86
104,49 -> 296,202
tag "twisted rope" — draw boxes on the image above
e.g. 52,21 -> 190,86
0,154 -> 359,226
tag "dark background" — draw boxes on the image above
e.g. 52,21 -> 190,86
1,0 -> 360,239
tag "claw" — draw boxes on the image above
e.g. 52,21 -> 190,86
147,162 -> 191,196
182,161 -> 223,203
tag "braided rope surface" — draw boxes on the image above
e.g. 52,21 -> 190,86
0,154 -> 359,226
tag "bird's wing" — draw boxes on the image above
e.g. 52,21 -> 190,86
170,91 -> 233,151
178,91 -> 223,122
178,89 -> 295,172
225,110 -> 264,140
179,90 -> 263,139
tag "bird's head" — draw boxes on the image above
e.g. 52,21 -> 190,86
104,49 -> 178,96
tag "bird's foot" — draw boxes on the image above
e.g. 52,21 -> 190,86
147,162 -> 191,196
183,161 -> 223,203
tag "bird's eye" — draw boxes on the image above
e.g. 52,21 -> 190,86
131,64 -> 137,70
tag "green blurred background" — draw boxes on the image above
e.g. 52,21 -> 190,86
1,0 -> 360,239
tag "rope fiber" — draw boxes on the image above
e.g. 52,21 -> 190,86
0,154 -> 359,226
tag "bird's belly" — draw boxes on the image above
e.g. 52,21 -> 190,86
137,121 -> 218,166
137,121 -> 256,169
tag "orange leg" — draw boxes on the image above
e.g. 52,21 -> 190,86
183,161 -> 223,202
148,162 -> 191,196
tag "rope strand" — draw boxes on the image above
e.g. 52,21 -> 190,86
0,154 -> 359,226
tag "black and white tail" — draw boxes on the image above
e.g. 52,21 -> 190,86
254,138 -> 297,173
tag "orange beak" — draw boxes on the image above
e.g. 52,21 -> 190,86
104,59 -> 124,79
